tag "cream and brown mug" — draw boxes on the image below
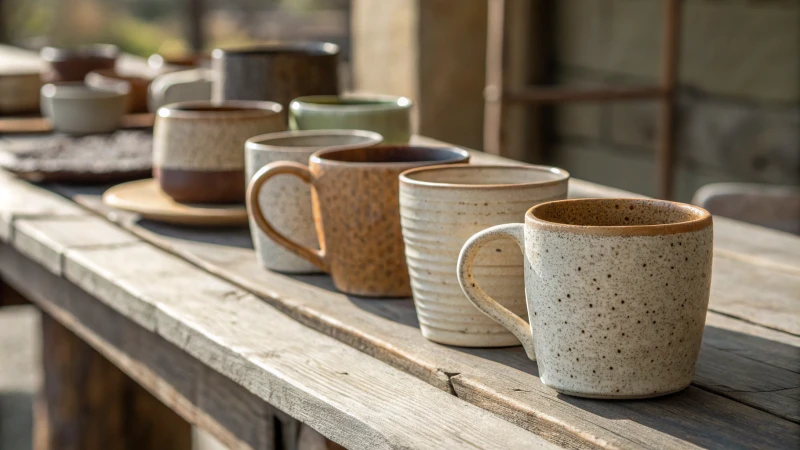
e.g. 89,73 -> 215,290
153,100 -> 284,203
457,198 -> 713,399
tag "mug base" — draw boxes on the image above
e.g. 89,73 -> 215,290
420,326 -> 522,348
548,382 -> 690,400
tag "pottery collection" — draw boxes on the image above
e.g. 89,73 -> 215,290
245,129 -> 383,273
153,100 -> 285,203
399,164 -> 570,347
248,145 -> 470,297
211,42 -> 339,108
32,41 -> 715,401
457,198 -> 714,398
290,95 -> 412,144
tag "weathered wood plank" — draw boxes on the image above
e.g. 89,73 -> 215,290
34,312 -> 192,450
0,171 -> 86,240
0,227 -> 554,450
0,245 -> 277,450
48,183 -> 797,447
708,255 -> 800,336
13,216 -> 138,275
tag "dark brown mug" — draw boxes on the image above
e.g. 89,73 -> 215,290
40,44 -> 118,83
247,145 -> 470,297
211,42 -> 339,108
153,101 -> 285,204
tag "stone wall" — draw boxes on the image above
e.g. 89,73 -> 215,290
552,0 -> 800,200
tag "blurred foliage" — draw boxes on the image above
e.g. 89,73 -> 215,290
2,0 -> 347,56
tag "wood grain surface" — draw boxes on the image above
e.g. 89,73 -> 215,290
50,182 -> 800,448
1,133 -> 798,448
0,173 -> 555,449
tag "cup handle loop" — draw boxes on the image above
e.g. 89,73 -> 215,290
457,223 -> 536,360
246,161 -> 328,272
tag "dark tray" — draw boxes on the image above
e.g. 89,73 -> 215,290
0,131 -> 152,183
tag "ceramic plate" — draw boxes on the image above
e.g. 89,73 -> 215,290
103,178 -> 248,227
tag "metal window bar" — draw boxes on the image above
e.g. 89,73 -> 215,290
484,0 -> 682,200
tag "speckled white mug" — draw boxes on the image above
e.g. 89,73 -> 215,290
457,198 -> 713,399
246,129 -> 383,273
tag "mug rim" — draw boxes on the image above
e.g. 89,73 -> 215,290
310,145 -> 469,168
290,94 -> 413,112
212,41 -> 339,58
41,44 -> 119,61
157,100 -> 283,119
399,163 -> 569,189
527,198 -> 712,236
246,129 -> 383,152
41,81 -> 129,99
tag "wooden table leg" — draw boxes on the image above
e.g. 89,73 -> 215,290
34,312 -> 191,450
0,278 -> 27,307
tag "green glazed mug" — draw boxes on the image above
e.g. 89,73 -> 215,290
289,95 -> 412,144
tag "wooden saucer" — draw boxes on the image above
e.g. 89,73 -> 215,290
0,112 -> 154,135
103,178 -> 248,227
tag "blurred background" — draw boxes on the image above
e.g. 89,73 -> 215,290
1,0 -> 797,201
0,1 -> 798,449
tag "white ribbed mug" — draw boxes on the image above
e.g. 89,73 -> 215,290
399,164 -> 569,347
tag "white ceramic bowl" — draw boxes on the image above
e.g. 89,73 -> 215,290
40,82 -> 128,135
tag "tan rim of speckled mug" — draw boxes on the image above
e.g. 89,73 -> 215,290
527,198 -> 712,236
157,99 -> 283,119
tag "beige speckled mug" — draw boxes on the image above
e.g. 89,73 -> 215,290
399,164 -> 569,347
245,130 -> 383,273
457,198 -> 713,399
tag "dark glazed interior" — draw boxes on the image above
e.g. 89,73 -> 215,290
315,146 -> 469,164
214,42 -> 338,57
532,199 -> 707,227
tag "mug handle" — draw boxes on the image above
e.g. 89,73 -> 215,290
457,223 -> 536,360
246,161 -> 328,272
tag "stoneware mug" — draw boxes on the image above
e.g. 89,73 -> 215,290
247,145 -> 470,297
245,129 -> 383,273
212,42 -> 339,108
153,100 -> 285,203
289,95 -> 412,144
399,164 -> 569,347
457,198 -> 713,399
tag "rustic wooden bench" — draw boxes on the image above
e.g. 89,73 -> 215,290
0,135 -> 798,449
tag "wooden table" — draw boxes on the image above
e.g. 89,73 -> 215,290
0,132 -> 797,449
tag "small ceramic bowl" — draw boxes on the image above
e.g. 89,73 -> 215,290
289,94 -> 413,144
40,44 -> 119,83
86,69 -> 151,113
40,82 -> 128,135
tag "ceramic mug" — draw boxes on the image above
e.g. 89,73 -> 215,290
153,100 -> 285,203
40,82 -> 128,135
212,42 -> 339,108
245,129 -> 384,273
86,68 -> 151,113
399,164 -> 569,347
41,44 -> 118,83
148,68 -> 213,112
457,198 -> 713,399
290,95 -> 412,144
247,145 -> 470,297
